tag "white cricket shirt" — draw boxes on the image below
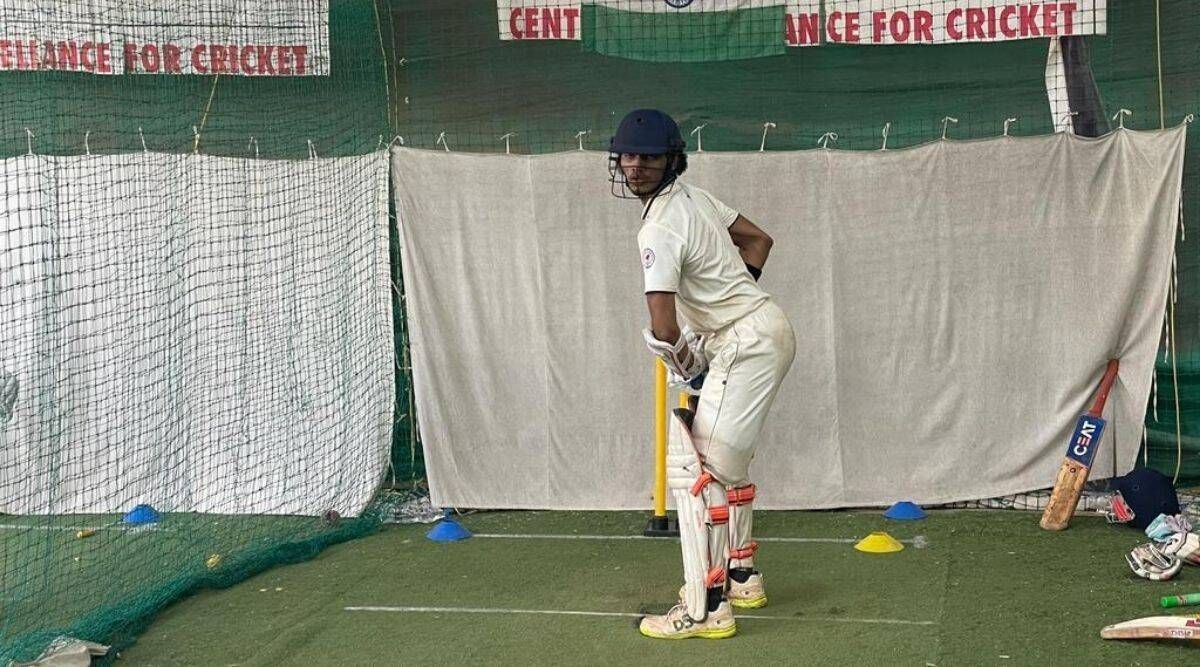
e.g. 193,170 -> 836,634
637,181 -> 769,333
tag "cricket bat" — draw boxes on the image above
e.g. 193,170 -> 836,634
1039,359 -> 1120,531
1100,615 -> 1200,641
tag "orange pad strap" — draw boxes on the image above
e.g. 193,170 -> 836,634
729,541 -> 759,560
727,484 -> 756,506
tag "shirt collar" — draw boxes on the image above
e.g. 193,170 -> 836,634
641,180 -> 683,220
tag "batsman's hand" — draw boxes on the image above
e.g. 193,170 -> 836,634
643,326 -> 708,385
668,369 -> 706,395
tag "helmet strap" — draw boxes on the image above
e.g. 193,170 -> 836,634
638,154 -> 682,218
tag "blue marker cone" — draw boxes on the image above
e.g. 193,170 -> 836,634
123,504 -> 161,525
426,509 -> 472,542
884,501 -> 926,521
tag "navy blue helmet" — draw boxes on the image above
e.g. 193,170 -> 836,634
609,109 -> 686,156
1112,467 -> 1180,530
608,109 -> 688,203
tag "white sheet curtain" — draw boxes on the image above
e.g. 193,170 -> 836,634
395,128 -> 1185,510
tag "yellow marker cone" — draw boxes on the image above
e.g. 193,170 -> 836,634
854,531 -> 904,554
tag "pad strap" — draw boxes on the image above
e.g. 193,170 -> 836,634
692,471 -> 716,497
730,541 -> 759,561
727,484 -> 756,506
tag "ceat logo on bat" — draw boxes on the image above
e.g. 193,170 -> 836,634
1066,416 -> 1107,467
1072,418 -> 1099,457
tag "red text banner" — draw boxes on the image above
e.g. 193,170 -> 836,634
824,1 -> 1105,45
0,1 -> 329,75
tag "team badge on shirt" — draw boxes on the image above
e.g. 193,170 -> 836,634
641,248 -> 656,269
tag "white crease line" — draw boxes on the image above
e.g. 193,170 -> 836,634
760,536 -> 928,546
473,533 -> 929,546
344,605 -> 936,627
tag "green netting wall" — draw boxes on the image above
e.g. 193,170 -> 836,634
0,1 -> 413,663
0,0 -> 421,482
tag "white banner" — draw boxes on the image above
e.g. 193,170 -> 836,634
499,0 -> 582,40
496,0 -> 1104,46
0,1 -> 329,75
825,1 -> 1106,44
786,1 -> 822,46
497,1 -> 818,45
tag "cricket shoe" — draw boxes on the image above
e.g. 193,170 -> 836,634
638,601 -> 737,640
679,572 -> 767,610
728,571 -> 768,609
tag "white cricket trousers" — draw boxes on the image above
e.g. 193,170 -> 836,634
691,298 -> 796,486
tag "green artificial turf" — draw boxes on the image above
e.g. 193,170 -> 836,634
117,510 -> 1200,665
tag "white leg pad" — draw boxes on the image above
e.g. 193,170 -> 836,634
727,484 -> 757,570
666,409 -> 729,621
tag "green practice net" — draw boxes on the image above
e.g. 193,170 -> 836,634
0,1 -> 405,662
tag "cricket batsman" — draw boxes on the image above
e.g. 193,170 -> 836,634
609,109 -> 796,639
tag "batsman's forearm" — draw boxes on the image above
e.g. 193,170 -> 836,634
738,238 -> 771,271
650,324 -> 681,345
648,323 -> 695,369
